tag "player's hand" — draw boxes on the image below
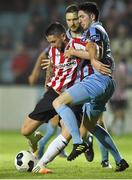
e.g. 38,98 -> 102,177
41,59 -> 50,70
91,59 -> 112,76
28,73 -> 39,85
64,47 -> 74,58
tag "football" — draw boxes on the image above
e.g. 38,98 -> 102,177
14,150 -> 38,172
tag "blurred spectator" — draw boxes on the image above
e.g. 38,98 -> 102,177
0,32 -> 13,50
111,23 -> 132,61
29,0 -> 48,17
23,23 -> 39,49
109,53 -> 129,136
101,0 -> 127,20
30,11 -> 47,41
11,45 -> 32,84
0,0 -> 131,85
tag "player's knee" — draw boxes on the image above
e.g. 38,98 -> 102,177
21,126 -> 30,136
21,123 -> 33,136
52,97 -> 62,109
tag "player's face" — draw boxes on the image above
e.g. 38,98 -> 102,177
66,12 -> 79,32
78,10 -> 93,31
46,34 -> 65,50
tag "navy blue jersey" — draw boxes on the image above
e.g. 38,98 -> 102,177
82,22 -> 115,71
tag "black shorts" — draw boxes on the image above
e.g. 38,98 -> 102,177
29,87 -> 83,124
29,88 -> 59,122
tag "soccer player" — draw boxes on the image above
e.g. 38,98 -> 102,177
52,2 -> 129,172
21,22 -> 97,168
32,21 -> 112,174
29,4 -> 111,167
27,4 -> 93,161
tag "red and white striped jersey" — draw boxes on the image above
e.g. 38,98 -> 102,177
47,38 -> 93,92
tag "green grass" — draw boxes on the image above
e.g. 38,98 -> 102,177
0,131 -> 131,179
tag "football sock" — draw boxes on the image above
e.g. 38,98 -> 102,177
97,140 -> 109,161
92,125 -> 122,164
38,121 -> 56,159
35,134 -> 68,168
56,126 -> 68,157
26,132 -> 36,142
55,105 -> 83,144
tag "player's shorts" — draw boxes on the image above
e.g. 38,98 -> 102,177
29,87 -> 83,123
29,88 -> 59,122
66,73 -> 116,120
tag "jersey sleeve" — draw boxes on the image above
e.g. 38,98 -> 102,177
86,27 -> 102,44
85,27 -> 104,58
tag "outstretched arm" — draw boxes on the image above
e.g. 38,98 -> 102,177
44,61 -> 53,92
28,51 -> 48,85
86,41 -> 111,76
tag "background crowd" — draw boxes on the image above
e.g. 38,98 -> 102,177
0,0 -> 132,86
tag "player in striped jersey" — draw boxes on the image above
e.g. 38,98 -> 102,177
24,5 -> 111,169
21,22 -> 95,170
26,4 -> 94,161
52,2 -> 129,172
32,22 -> 114,174
40,4 -> 110,166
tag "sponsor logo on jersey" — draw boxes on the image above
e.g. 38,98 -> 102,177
56,59 -> 77,70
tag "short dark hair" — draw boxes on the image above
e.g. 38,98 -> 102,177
65,4 -> 78,14
78,2 -> 99,21
45,22 -> 66,37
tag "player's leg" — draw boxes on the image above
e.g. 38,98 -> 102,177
21,88 -> 59,152
33,108 -> 94,173
38,116 -> 67,159
79,120 -> 94,162
33,120 -> 70,173
53,83 -> 90,146
21,116 -> 43,153
71,104 -> 94,161
53,76 -> 112,159
97,114 -> 112,168
38,116 -> 58,159
83,103 -> 129,172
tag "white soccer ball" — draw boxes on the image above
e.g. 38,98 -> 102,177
14,150 -> 38,172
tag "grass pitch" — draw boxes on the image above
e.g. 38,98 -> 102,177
0,131 -> 131,179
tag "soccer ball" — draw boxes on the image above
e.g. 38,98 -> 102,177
14,150 -> 38,172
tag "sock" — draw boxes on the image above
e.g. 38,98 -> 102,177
56,126 -> 67,156
92,125 -> 122,164
34,134 -> 68,169
26,132 -> 36,142
55,105 -> 82,144
97,140 -> 109,162
38,121 -> 56,159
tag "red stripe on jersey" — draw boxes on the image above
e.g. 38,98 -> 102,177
56,67 -> 72,91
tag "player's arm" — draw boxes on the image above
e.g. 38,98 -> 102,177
41,59 -> 53,91
64,47 -> 90,59
64,40 -> 111,76
28,51 -> 47,85
86,41 -> 111,76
